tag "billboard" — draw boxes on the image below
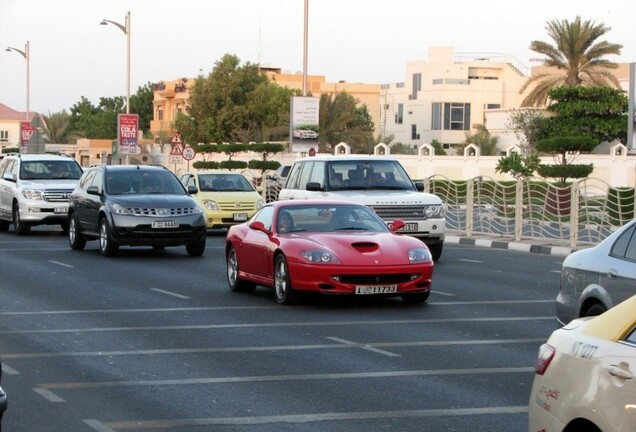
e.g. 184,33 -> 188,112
289,96 -> 319,153
117,114 -> 139,155
20,122 -> 35,148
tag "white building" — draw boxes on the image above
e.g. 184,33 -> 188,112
380,46 -> 529,153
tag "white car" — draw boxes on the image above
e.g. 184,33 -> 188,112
556,218 -> 636,324
529,294 -> 636,432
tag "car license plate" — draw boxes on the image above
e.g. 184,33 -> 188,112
355,285 -> 398,295
54,207 -> 68,214
398,223 -> 418,232
152,221 -> 179,229
233,213 -> 248,221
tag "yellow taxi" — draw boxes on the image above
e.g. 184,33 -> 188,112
529,294 -> 636,432
179,170 -> 264,229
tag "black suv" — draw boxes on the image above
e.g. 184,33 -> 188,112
68,165 -> 207,257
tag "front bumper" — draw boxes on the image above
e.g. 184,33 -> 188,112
18,199 -> 69,225
204,209 -> 255,229
110,213 -> 207,246
288,261 -> 433,295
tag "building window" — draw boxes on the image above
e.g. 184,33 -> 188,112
432,102 -> 471,131
395,104 -> 403,124
157,107 -> 164,121
411,124 -> 420,140
411,73 -> 422,100
485,104 -> 501,109
0,130 -> 8,142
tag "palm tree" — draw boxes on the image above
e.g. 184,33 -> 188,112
41,111 -> 81,144
520,16 -> 622,107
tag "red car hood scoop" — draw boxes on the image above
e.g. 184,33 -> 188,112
351,242 -> 379,253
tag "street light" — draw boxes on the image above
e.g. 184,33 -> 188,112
100,11 -> 130,114
5,40 -> 30,121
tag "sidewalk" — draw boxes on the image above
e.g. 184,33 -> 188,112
445,233 -> 582,257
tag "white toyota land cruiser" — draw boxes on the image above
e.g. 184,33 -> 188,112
278,155 -> 446,260
0,154 -> 83,235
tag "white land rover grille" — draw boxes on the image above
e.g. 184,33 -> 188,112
370,205 -> 432,220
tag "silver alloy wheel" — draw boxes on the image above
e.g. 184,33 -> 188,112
274,256 -> 288,302
69,218 -> 77,244
227,248 -> 238,287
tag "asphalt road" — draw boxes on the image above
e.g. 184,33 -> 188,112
0,227 -> 564,432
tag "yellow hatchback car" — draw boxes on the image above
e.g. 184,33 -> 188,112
179,171 -> 264,229
529,294 -> 636,432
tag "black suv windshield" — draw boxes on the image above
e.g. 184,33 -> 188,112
106,170 -> 186,195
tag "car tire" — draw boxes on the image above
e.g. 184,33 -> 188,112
401,292 -> 430,304
68,214 -> 86,251
274,254 -> 296,305
186,238 -> 206,257
226,246 -> 256,292
583,302 -> 607,317
12,203 -> 30,235
99,217 -> 119,257
0,219 -> 9,232
428,243 -> 443,262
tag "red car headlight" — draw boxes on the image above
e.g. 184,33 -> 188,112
300,250 -> 341,264
408,247 -> 432,263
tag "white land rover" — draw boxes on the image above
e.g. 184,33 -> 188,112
278,155 -> 445,260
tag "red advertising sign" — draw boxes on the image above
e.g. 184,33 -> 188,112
117,114 -> 139,155
20,122 -> 35,147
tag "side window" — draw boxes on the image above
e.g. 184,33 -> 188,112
624,326 -> 636,346
79,170 -> 97,191
298,161 -> 314,190
252,206 -> 274,231
308,161 -> 325,186
90,170 -> 103,192
610,224 -> 636,260
285,163 -> 303,190
0,159 -> 14,178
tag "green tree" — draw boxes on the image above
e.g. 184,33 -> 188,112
520,16 -> 622,107
41,110 -> 80,144
181,54 -> 290,145
461,124 -> 499,155
318,92 -> 374,153
129,82 -> 155,135
68,96 -> 120,139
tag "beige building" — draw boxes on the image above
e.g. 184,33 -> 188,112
380,47 -> 529,153
149,69 -> 381,142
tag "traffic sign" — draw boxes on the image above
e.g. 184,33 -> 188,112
170,133 -> 182,145
182,145 -> 196,161
170,144 -> 183,156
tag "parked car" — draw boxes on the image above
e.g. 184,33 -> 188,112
0,360 -> 6,430
179,170 -> 264,229
529,294 -> 636,432
225,200 -> 434,304
556,218 -> 636,324
264,165 -> 291,202
278,155 -> 446,260
0,154 -> 83,234
68,165 -> 207,257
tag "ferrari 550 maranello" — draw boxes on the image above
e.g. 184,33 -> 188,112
225,200 -> 434,304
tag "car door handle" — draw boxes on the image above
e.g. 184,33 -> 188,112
608,364 -> 633,379
607,270 -> 618,280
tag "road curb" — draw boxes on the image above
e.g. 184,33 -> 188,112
446,235 -> 576,257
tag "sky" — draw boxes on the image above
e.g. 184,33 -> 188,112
1,0 -> 635,115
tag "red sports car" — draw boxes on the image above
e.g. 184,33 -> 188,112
225,200 -> 434,304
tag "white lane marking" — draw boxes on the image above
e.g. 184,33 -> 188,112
86,406 -> 528,429
550,270 -> 561,273
457,258 -> 483,263
1,362 -> 19,374
84,420 -> 117,432
33,387 -> 65,402
40,366 -> 534,390
1,337 -> 547,359
327,337 -> 400,357
0,299 -> 553,316
0,316 -> 557,335
431,290 -> 455,297
49,260 -> 74,268
150,288 -> 190,299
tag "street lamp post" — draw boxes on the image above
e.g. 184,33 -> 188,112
101,11 -> 131,114
5,41 -> 30,121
